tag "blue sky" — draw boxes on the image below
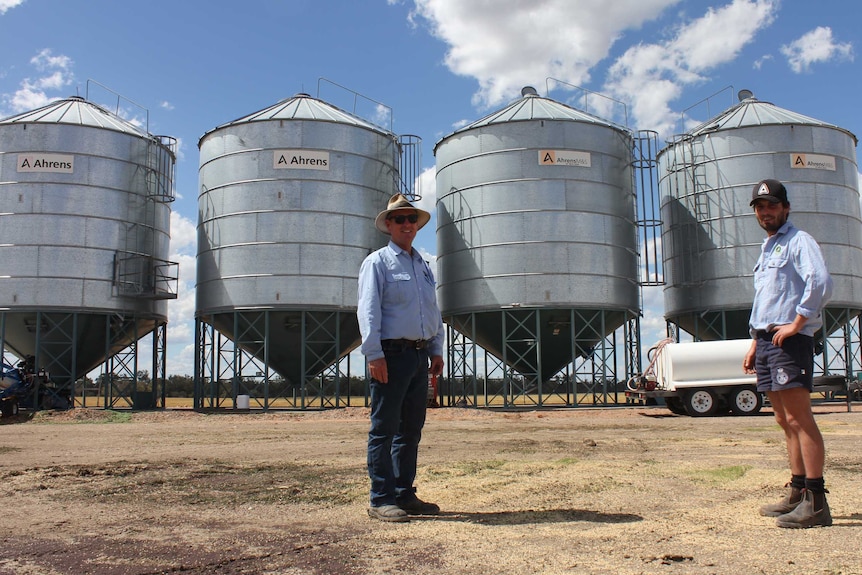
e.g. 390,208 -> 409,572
0,0 -> 859,377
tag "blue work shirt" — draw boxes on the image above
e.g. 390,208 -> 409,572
749,220 -> 833,338
357,241 -> 445,361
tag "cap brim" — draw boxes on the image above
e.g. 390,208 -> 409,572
750,196 -> 782,206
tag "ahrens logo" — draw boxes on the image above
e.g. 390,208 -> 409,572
757,183 -> 770,196
538,150 -> 591,167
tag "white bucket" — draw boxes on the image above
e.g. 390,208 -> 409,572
236,394 -> 250,410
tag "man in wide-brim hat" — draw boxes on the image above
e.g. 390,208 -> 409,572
357,193 -> 443,523
373,193 -> 432,235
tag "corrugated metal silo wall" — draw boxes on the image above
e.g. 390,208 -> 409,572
659,123 -> 862,339
436,119 -> 639,376
0,121 -> 171,376
197,118 -> 398,383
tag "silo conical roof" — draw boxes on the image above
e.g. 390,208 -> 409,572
441,86 -> 622,140
687,95 -> 858,142
0,96 -> 152,137
201,93 -> 390,144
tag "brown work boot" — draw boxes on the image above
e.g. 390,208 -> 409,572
759,484 -> 803,517
776,489 -> 832,528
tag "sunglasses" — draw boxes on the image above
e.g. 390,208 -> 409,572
387,213 -> 419,224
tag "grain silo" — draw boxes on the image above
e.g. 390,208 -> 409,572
196,93 -> 414,408
659,90 -> 862,350
435,87 -> 640,406
0,96 -> 178,409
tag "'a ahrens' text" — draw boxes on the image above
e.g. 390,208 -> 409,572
17,153 -> 74,173
273,150 -> 330,171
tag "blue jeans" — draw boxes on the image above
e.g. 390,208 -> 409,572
367,346 -> 428,507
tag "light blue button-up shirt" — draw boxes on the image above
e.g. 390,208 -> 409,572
749,220 -> 833,338
357,241 -> 445,361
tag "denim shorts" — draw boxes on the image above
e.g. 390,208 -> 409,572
754,332 -> 814,392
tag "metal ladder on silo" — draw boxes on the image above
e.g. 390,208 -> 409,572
146,136 -> 178,203
113,136 -> 179,299
397,134 -> 422,201
633,130 -> 663,288
670,134 -> 710,287
687,137 -> 711,225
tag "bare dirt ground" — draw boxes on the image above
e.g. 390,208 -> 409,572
0,402 -> 860,575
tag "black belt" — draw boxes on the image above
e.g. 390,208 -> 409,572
756,330 -> 774,340
382,338 -> 428,350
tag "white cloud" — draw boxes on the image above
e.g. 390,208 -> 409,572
8,86 -> 52,113
30,48 -> 72,72
410,0 -> 683,110
0,0 -> 24,15
640,284 -> 668,335
1,49 -> 75,115
409,0 -> 779,138
603,0 -> 778,137
160,100 -> 175,111
414,166 -> 437,212
170,211 -> 197,254
781,26 -> 854,73
165,212 -> 199,377
753,54 -> 773,70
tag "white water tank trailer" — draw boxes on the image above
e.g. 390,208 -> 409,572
637,339 -> 760,416
626,339 -> 852,416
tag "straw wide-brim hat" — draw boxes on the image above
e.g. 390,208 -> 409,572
374,193 -> 431,234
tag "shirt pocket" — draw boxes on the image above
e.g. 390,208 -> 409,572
383,271 -> 411,305
765,255 -> 790,289
752,262 -> 762,290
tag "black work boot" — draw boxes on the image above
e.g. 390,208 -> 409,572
775,489 -> 832,528
759,484 -> 803,517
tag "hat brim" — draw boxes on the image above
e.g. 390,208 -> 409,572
375,208 -> 431,234
750,196 -> 783,206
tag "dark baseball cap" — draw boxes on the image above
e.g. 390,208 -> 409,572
750,179 -> 788,206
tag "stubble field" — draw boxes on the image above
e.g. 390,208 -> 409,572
0,403 -> 860,575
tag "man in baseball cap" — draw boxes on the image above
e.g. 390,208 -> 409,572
743,178 -> 834,528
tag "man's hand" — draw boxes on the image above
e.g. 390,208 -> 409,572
368,357 -> 388,384
770,323 -> 800,348
743,340 -> 757,374
430,355 -> 444,377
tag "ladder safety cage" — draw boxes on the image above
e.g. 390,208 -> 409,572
113,251 -> 179,300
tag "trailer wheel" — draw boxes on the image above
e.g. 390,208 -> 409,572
729,386 -> 762,416
665,397 -> 687,415
1,399 -> 19,418
683,388 -> 719,417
